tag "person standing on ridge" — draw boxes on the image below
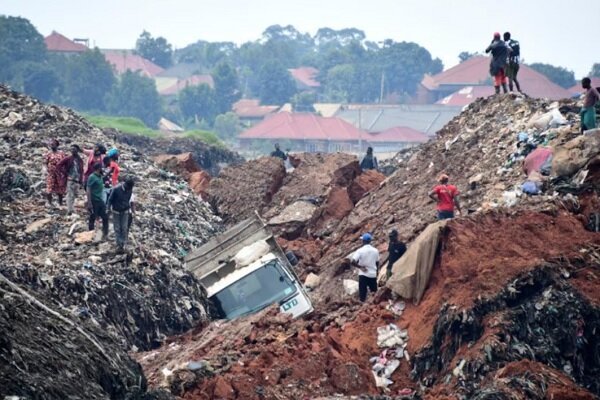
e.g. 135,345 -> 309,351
386,229 -> 407,278
504,32 -> 522,93
485,32 -> 509,94
83,143 -> 106,186
86,163 -> 109,240
429,174 -> 461,220
56,144 -> 84,215
270,143 -> 287,160
350,233 -> 380,302
44,139 -> 66,207
108,176 -> 135,253
360,147 -> 379,171
581,77 -> 600,132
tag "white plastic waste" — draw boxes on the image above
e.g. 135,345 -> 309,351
343,279 -> 359,296
377,324 -> 405,348
233,240 -> 270,268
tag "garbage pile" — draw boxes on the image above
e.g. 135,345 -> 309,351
0,274 -> 155,399
0,84 -> 223,351
112,130 -> 243,176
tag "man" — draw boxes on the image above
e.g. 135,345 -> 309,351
86,163 -> 109,240
485,32 -> 509,94
270,143 -> 287,160
56,144 -> 84,215
386,229 -> 407,278
429,174 -> 461,220
44,139 -> 66,206
581,78 -> 600,132
360,147 -> 379,171
350,233 -> 380,302
503,32 -> 522,93
108,176 -> 135,252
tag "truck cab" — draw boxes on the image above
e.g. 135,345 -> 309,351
185,215 -> 313,320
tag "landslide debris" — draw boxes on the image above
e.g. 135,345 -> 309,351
0,84 -> 223,352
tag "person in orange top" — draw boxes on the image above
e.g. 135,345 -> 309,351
429,174 -> 461,220
106,148 -> 121,186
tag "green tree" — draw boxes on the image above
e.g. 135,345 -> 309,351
0,16 -> 47,83
324,64 -> 355,102
214,112 -> 241,140
257,61 -> 297,105
212,62 -> 241,114
590,63 -> 600,78
135,30 -> 173,68
458,51 -> 477,63
21,62 -> 60,101
64,49 -> 116,111
291,91 -> 316,112
178,84 -> 217,124
528,63 -> 576,88
106,70 -> 162,127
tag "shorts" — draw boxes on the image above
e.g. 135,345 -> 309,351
505,62 -> 519,79
437,210 -> 454,220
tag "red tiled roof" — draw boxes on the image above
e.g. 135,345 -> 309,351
238,112 -> 367,141
424,56 -> 572,100
289,67 -> 320,88
569,77 -> 600,95
102,50 -> 164,77
436,86 -> 496,106
367,126 -> 429,143
44,31 -> 87,53
159,74 -> 214,96
233,99 -> 279,118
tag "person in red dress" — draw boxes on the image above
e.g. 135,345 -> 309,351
44,139 -> 66,206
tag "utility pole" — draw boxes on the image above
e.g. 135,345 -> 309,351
379,70 -> 385,104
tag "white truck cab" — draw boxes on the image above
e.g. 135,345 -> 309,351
185,215 -> 313,320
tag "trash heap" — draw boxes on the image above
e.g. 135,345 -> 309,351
0,84 -> 224,352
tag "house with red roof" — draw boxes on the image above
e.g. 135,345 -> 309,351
436,86 -> 496,106
367,126 -> 429,153
233,99 -> 280,125
289,67 -> 320,91
101,50 -> 164,77
158,74 -> 214,96
416,56 -> 572,105
44,31 -> 88,54
238,112 -> 368,153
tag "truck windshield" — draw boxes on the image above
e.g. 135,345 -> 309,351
211,260 -> 297,320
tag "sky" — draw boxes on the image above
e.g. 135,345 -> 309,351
3,0 -> 599,77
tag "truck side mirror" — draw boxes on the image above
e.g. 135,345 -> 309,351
285,251 -> 299,267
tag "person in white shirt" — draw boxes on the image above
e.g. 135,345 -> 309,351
350,233 -> 380,302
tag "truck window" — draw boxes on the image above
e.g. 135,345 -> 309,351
211,261 -> 297,320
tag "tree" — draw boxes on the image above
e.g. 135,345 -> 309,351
64,49 -> 116,111
458,51 -> 477,63
323,64 -> 355,102
0,16 -> 47,83
135,31 -> 173,68
528,63 -> 576,88
291,91 -> 316,112
178,84 -> 217,124
590,63 -> 600,78
21,62 -> 60,102
106,70 -> 162,127
257,61 -> 297,105
214,112 -> 241,140
212,62 -> 241,114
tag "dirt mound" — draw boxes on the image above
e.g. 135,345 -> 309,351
207,157 -> 287,223
0,84 -> 222,351
112,131 -> 243,176
154,153 -> 212,196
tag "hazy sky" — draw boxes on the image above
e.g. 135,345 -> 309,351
3,0 -> 599,77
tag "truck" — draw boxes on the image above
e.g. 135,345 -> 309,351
185,214 -> 313,320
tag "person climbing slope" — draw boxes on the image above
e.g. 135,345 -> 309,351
429,174 -> 461,220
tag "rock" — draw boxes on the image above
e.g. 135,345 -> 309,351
269,200 -> 318,225
323,187 -> 354,221
330,362 -> 372,394
153,152 -> 200,180
343,279 -> 359,296
25,218 -> 52,234
74,230 -> 95,244
553,130 -> 600,177
304,273 -> 321,289
188,170 -> 211,196
212,376 -> 235,399
348,170 -> 386,204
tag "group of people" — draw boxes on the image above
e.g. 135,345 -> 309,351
485,31 -> 521,94
45,141 -> 136,252
350,173 -> 460,302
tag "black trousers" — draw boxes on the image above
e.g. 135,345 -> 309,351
359,275 -> 377,302
88,199 -> 109,236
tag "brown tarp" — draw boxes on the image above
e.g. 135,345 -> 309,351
383,220 -> 448,304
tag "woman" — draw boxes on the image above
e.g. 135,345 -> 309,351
83,143 -> 107,186
44,139 -> 66,206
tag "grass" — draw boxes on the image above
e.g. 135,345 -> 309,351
184,130 -> 225,147
85,115 -> 162,138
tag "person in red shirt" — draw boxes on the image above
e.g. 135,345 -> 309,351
429,174 -> 461,220
106,148 -> 121,186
